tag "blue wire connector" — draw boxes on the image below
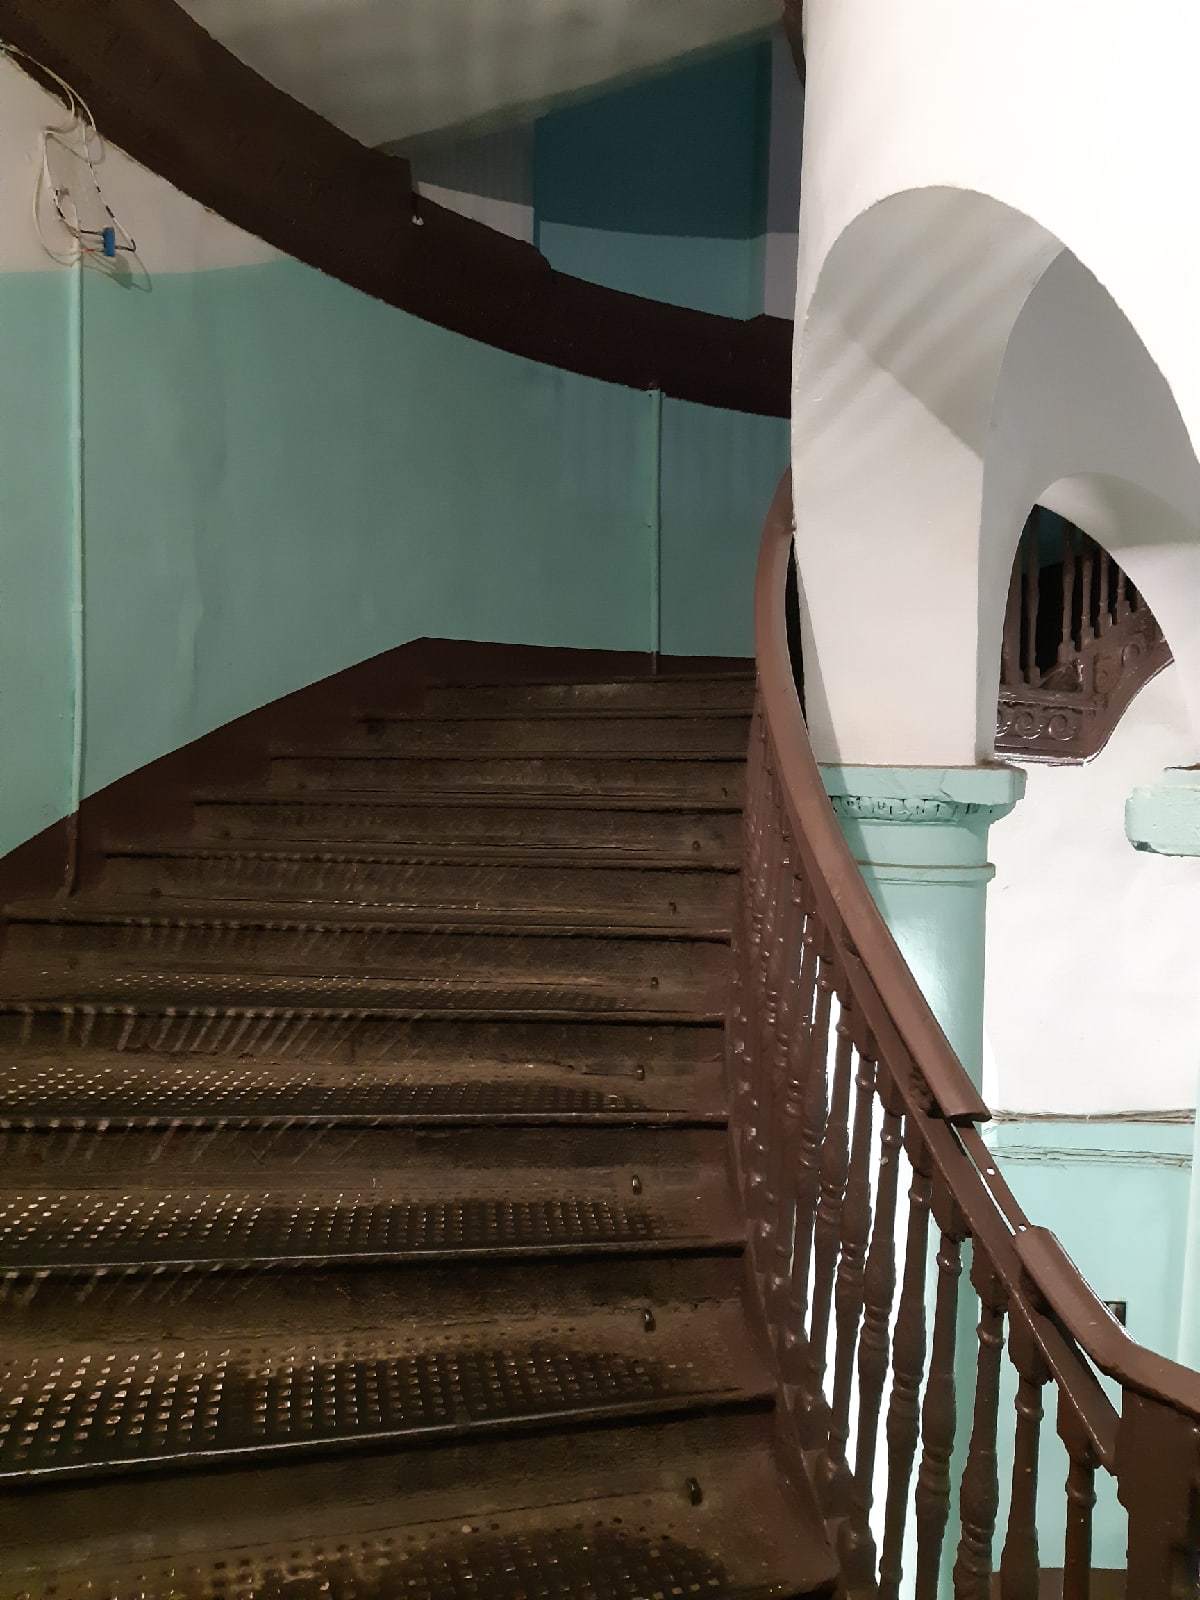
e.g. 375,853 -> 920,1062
101,225 -> 116,258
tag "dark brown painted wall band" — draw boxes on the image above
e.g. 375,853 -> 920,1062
0,640 -> 751,906
3,1 -> 793,416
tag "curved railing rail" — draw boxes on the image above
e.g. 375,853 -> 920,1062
733,473 -> 1200,1598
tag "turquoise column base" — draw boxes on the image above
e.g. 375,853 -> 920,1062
819,764 -> 1026,1084
1127,770 -> 1200,1366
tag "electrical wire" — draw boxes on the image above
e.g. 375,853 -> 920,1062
1,39 -> 137,268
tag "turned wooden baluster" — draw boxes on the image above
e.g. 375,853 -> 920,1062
823,1037 -> 879,1586
745,771 -> 784,1270
803,984 -> 855,1410
1023,529 -> 1040,685
777,930 -> 835,1341
998,1317 -> 1048,1600
914,1185 -> 967,1600
1080,539 -> 1096,642
1060,1407 -> 1098,1600
727,703 -> 766,1121
953,1255 -> 1008,1600
847,1061 -> 904,1562
877,1125 -> 934,1600
1059,524 -> 1077,663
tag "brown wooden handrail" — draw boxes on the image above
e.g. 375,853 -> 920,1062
1,1 -> 791,416
737,471 -> 1200,1596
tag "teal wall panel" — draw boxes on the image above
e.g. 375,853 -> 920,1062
658,397 -> 788,656
534,45 -> 772,317
989,1120 -> 1192,1568
79,258 -> 658,796
0,272 -> 76,855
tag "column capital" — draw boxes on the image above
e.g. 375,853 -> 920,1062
1126,767 -> 1200,858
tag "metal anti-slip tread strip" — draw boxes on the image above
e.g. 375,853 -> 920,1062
0,1062 -> 724,1127
0,1193 -> 742,1274
0,1319 -> 765,1482
193,791 -> 741,813
10,1526 -> 784,1600
357,708 -> 755,721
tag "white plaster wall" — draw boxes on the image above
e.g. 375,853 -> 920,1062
0,57 -> 277,273
762,32 -> 803,320
985,666 -> 1200,1114
793,0 -> 1200,765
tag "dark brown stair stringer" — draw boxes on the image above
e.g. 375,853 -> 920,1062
0,665 -> 835,1598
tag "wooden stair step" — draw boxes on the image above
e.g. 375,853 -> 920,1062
355,711 -> 751,757
98,847 -> 738,925
190,794 -> 741,857
267,752 -> 744,802
2,914 -> 729,1017
420,674 -> 755,714
0,1265 -> 764,1482
0,1124 -> 738,1274
1,1412 -> 837,1600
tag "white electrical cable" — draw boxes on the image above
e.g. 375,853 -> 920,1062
2,39 -> 136,268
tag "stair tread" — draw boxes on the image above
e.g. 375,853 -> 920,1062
360,708 -> 754,724
195,789 -> 741,813
2,1414 -> 835,1600
107,839 -> 741,870
0,1050 -> 723,1126
0,1296 -> 765,1482
5,895 -> 731,939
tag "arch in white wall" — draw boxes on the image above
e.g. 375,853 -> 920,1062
791,185 -> 1200,764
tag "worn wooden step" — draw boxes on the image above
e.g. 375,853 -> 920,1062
267,752 -> 745,802
0,1124 -> 738,1274
355,711 -> 751,758
191,794 -> 741,859
421,674 -> 755,715
98,847 -> 738,928
3,912 -> 729,1017
0,1412 -> 838,1600
0,1005 -> 721,1074
0,1259 -> 762,1482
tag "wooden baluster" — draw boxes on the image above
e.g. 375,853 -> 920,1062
765,912 -> 821,1319
1059,525 -> 1077,663
1098,551 -> 1111,631
823,1040 -> 878,1583
748,794 -> 787,1279
778,934 -> 835,1341
1080,538 -> 1096,642
1115,556 -> 1132,622
998,1318 -> 1048,1600
740,754 -> 776,1243
953,1255 -> 1007,1600
848,1062 -> 903,1560
1061,1408 -> 1097,1600
803,984 -> 855,1411
877,1126 -> 934,1600
1002,551 -> 1022,687
1023,525 -> 1040,685
914,1187 -> 966,1600
759,867 -> 807,1292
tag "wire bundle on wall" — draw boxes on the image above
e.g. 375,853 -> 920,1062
1,39 -> 137,269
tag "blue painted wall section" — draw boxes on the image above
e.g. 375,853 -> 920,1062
534,43 -> 773,317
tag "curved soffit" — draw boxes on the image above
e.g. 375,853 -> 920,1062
3,0 -> 791,416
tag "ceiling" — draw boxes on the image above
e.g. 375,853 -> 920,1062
175,0 -> 780,147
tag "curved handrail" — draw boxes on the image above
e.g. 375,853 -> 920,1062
754,473 -> 989,1123
2,1 -> 790,417
746,471 -> 1200,1593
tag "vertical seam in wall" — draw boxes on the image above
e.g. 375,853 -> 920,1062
649,386 -> 662,672
64,258 -> 85,893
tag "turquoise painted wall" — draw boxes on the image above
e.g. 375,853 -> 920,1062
534,44 -> 772,317
0,273 -> 76,850
989,1119 -> 1192,1569
0,250 -> 783,853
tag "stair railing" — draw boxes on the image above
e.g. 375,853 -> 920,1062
996,511 -> 1172,761
732,473 -> 1200,1598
